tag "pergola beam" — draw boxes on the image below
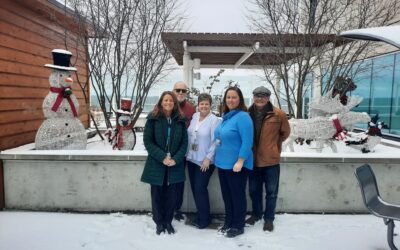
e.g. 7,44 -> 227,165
233,42 -> 260,69
199,64 -> 274,69
187,45 -> 301,54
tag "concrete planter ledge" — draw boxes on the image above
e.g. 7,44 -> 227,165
1,150 -> 398,163
0,150 -> 148,161
1,150 -> 400,213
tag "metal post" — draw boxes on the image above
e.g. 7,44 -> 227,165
313,66 -> 321,98
183,51 -> 191,87
188,60 -> 194,89
0,161 -> 5,209
385,219 -> 398,250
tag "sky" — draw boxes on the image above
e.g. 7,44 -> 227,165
82,0 -> 266,98
149,0 -> 265,96
180,0 -> 252,33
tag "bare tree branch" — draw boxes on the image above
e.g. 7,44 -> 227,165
248,0 -> 399,118
69,0 -> 184,131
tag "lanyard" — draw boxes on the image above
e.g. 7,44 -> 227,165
166,117 -> 172,152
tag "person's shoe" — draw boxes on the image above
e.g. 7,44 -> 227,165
263,221 -> 274,232
191,218 -> 210,229
217,224 -> 230,235
245,215 -> 260,225
174,211 -> 184,221
165,223 -> 175,234
226,228 -> 244,238
156,224 -> 165,235
192,221 -> 209,229
190,220 -> 201,229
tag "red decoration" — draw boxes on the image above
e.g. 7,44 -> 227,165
109,124 -> 134,149
332,116 -> 348,140
50,87 -> 78,117
120,98 -> 132,111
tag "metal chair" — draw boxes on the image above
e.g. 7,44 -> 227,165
355,164 -> 400,250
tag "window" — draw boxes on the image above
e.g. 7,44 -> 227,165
370,55 -> 394,133
303,72 -> 314,118
391,54 -> 400,135
351,60 -> 372,129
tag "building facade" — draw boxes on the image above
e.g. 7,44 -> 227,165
0,0 -> 90,150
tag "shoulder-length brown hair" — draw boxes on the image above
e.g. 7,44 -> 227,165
221,86 -> 247,113
152,91 -> 184,117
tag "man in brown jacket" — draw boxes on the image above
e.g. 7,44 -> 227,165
245,86 -> 290,232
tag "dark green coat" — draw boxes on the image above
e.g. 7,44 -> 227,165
141,111 -> 188,186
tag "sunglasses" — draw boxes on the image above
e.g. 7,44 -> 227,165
174,88 -> 187,94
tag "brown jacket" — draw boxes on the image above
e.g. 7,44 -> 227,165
249,104 -> 290,167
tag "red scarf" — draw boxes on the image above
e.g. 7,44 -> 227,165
49,87 -> 78,117
113,124 -> 134,149
331,116 -> 347,140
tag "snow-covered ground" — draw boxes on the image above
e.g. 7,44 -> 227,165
2,128 -> 400,250
0,211 -> 395,250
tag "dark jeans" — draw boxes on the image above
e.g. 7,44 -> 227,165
151,171 -> 179,226
218,167 -> 248,230
175,159 -> 187,212
248,164 -> 280,222
187,161 -> 215,227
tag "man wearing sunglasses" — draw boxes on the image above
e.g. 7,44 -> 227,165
173,81 -> 195,221
246,86 -> 290,232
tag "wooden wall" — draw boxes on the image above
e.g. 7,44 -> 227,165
0,0 -> 90,150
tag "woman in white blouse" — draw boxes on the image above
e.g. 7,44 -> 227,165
186,93 -> 221,229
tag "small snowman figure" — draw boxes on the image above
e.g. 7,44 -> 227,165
105,98 -> 136,150
35,49 -> 87,150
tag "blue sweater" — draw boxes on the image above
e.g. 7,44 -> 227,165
214,110 -> 254,170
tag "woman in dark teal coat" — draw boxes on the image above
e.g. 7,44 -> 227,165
141,91 -> 188,235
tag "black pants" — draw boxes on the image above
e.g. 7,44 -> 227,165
175,158 -> 187,212
151,172 -> 179,226
187,161 -> 215,227
218,167 -> 249,230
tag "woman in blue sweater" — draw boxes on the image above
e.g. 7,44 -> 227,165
214,86 -> 254,238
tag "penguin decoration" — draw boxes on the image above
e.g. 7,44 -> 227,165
345,114 -> 389,153
106,98 -> 136,150
35,49 -> 87,150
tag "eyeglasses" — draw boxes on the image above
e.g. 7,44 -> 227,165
174,88 -> 187,94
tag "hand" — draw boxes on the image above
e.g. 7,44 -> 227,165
233,160 -> 243,172
200,158 -> 210,172
163,157 -> 172,166
168,159 -> 176,167
163,156 -> 170,166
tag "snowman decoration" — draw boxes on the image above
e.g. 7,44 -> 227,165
105,98 -> 136,150
35,49 -> 87,150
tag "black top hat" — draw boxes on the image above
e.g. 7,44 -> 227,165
44,49 -> 77,71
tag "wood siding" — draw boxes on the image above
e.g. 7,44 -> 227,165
0,0 -> 90,150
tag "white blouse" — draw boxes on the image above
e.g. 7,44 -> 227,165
186,112 -> 221,167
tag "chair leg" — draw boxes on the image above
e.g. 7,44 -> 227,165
384,219 -> 398,250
